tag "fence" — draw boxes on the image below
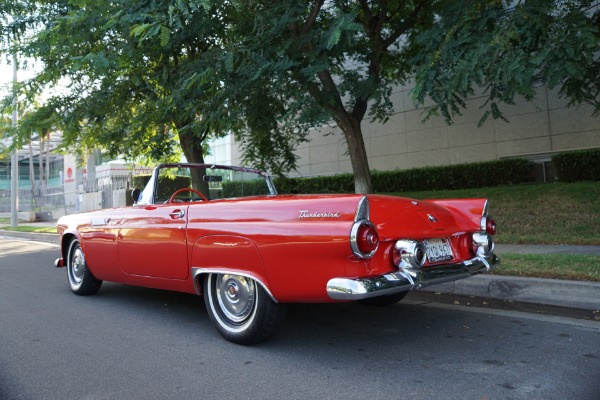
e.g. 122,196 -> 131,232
0,166 -> 151,221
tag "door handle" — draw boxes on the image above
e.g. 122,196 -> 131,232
169,209 -> 185,219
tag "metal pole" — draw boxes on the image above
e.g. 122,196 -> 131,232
10,51 -> 18,228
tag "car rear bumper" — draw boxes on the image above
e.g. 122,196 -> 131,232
326,253 -> 500,300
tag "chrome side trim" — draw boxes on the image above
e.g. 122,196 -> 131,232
326,253 -> 500,300
354,196 -> 369,222
480,199 -> 489,231
191,267 -> 278,303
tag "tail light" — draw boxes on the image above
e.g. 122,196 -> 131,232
480,200 -> 497,236
350,196 -> 379,259
350,220 -> 379,259
485,218 -> 497,235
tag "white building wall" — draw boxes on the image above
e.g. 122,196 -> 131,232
226,83 -> 600,176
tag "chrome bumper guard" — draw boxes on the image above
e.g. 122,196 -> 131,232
326,253 -> 500,300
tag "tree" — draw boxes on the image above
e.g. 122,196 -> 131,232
411,0 -> 600,124
2,1 -> 598,194
203,0 -> 440,193
1,0 -> 225,169
202,0 -> 599,193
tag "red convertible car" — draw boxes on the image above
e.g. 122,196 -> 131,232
55,163 -> 499,344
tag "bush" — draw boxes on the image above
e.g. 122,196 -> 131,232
222,180 -> 271,197
553,149 -> 600,182
274,158 -> 534,194
274,174 -> 355,194
134,158 -> 537,196
372,158 -> 534,192
132,175 -> 152,189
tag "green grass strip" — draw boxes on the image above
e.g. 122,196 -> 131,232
0,226 -> 57,234
493,253 -> 600,282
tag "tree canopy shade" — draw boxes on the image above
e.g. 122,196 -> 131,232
1,0 -> 226,165
412,0 -> 600,125
1,1 -> 598,193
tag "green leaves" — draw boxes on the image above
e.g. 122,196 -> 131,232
413,0 -> 599,123
2,0 -> 597,184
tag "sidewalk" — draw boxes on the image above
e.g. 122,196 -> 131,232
2,223 -> 600,312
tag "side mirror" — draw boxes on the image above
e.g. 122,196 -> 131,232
131,188 -> 141,203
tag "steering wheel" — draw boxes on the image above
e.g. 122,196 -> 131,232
168,188 -> 208,203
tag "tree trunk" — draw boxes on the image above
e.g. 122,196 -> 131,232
39,134 -> 45,207
304,69 -> 374,194
178,130 -> 209,197
45,131 -> 51,192
28,136 -> 37,209
339,120 -> 372,194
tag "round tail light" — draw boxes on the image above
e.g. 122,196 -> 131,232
350,220 -> 379,259
486,218 -> 497,235
357,223 -> 378,253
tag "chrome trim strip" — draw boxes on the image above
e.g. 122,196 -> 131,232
326,253 -> 500,300
354,196 -> 369,222
191,267 -> 278,303
480,199 -> 489,231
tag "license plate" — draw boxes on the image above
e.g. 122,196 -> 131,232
423,238 -> 453,264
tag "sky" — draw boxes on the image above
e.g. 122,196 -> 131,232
1,58 -> 40,150
0,62 -> 15,99
0,57 -> 38,100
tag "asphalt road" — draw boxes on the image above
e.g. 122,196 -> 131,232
1,239 -> 599,400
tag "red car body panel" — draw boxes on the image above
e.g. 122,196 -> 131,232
55,163 -> 500,343
57,191 -> 493,302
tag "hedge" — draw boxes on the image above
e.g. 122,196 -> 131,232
132,158 -> 537,197
552,149 -> 600,182
222,181 -> 271,197
273,158 -> 534,194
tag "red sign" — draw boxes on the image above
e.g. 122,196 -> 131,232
65,166 -> 75,183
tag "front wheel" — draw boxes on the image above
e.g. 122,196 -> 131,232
66,239 -> 102,295
203,273 -> 285,345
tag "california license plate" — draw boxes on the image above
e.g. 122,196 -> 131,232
423,238 -> 454,263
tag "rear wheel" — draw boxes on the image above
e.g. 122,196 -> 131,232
66,239 -> 102,295
358,291 -> 408,307
203,273 -> 285,345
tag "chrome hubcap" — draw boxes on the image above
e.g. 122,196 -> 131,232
215,274 -> 256,323
70,247 -> 86,285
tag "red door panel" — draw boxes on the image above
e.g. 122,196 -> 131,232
118,205 -> 189,279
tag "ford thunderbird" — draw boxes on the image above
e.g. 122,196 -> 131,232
55,163 -> 499,344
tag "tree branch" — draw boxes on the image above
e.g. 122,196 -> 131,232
301,0 -> 325,35
383,0 -> 429,48
358,0 -> 374,22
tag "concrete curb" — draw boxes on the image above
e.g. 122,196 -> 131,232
422,275 -> 600,311
1,232 -> 59,245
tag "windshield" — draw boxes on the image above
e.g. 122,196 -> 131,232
137,164 -> 276,205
